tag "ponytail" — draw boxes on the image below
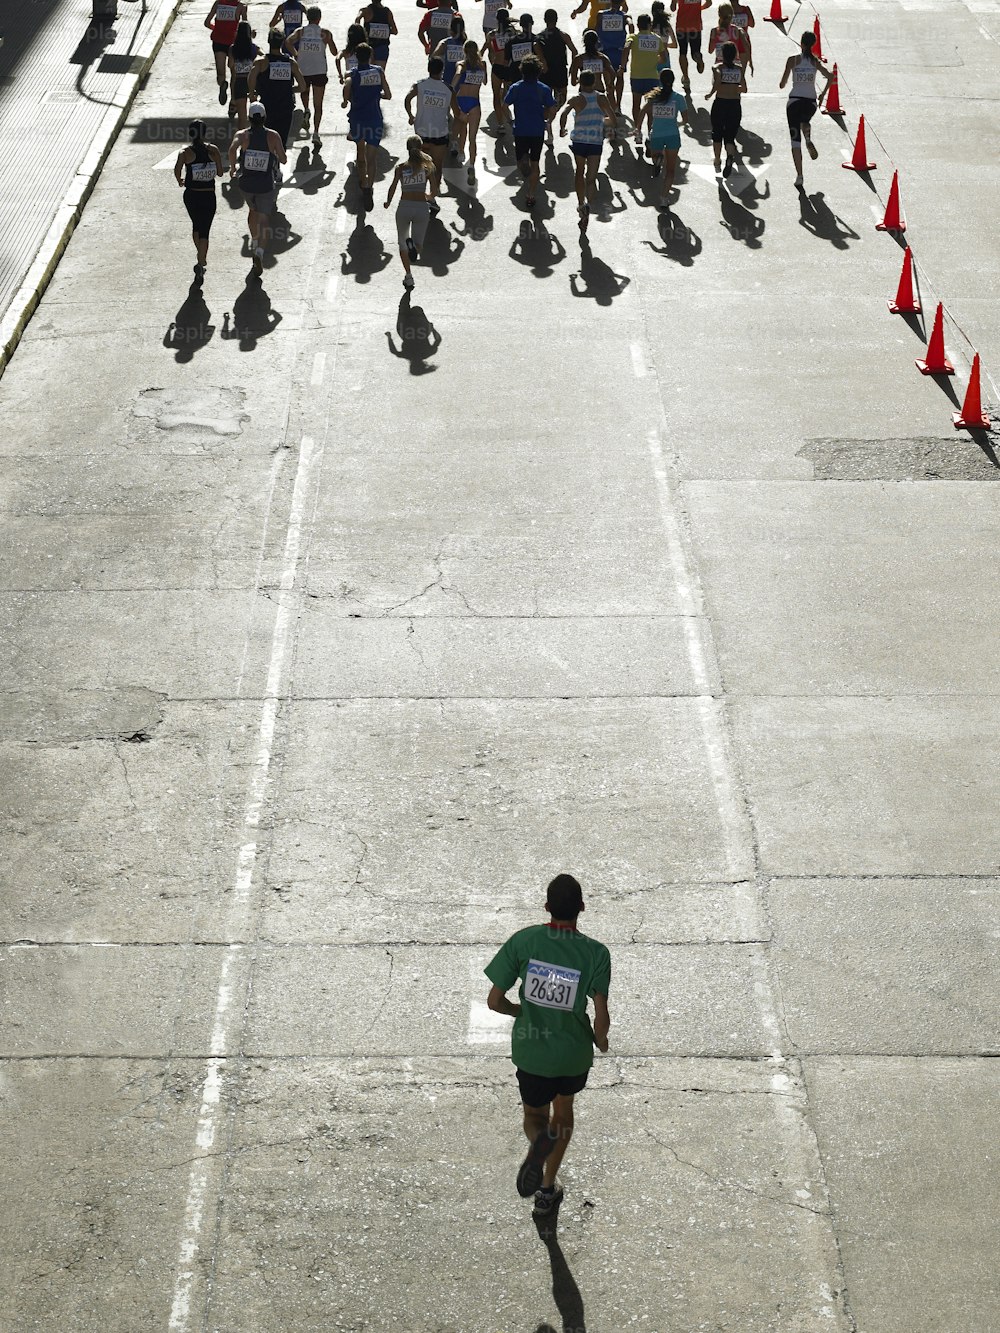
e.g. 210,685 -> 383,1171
657,67 -> 675,98
188,119 -> 207,144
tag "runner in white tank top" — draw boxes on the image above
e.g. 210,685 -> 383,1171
286,6 -> 338,143
779,29 -> 829,187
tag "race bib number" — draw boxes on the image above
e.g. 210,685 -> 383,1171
582,57 -> 602,71
234,57 -> 253,73
732,11 -> 748,26
637,33 -> 658,49
244,148 -> 270,170
721,65 -> 741,83
464,69 -> 485,85
284,6 -> 303,22
512,40 -> 531,60
431,11 -> 451,27
525,960 -> 581,1011
423,91 -> 447,107
446,42 -> 463,60
270,61 -> 292,78
216,4 -> 237,20
602,14 -> 624,30
359,67 -> 381,84
652,100 -> 677,119
370,21 -> 391,37
191,162 -> 216,182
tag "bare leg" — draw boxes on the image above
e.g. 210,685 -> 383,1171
586,153 -> 599,204
541,1094 -> 575,1189
574,156 -> 586,208
313,84 -> 326,136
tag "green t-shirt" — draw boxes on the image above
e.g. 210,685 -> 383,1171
484,924 -> 612,1078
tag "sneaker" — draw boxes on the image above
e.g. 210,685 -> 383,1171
312,133 -> 321,146
714,160 -> 723,176
722,153 -> 734,178
403,272 -> 415,290
532,1185 -> 564,1217
218,81 -> 228,106
228,102 -> 236,120
806,138 -> 818,160
794,172 -> 804,187
516,1131 -> 557,1198
696,56 -> 704,74
193,263 -> 205,279
450,140 -> 459,156
467,165 -> 476,184
302,108 -> 311,131
405,237 -> 417,261
252,247 -> 264,275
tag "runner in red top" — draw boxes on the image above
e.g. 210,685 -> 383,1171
670,0 -> 709,88
205,0 -> 249,106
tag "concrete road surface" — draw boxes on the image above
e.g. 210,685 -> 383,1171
1,0 -> 999,1330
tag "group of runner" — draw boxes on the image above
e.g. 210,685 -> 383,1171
176,0 -> 832,285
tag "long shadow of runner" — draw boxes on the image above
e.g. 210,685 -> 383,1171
509,221 -> 567,278
570,236 -> 630,304
221,279 -> 283,350
797,189 -> 860,250
422,217 -> 465,276
163,281 -> 215,362
341,218 -> 392,283
643,211 -> 702,266
717,183 -> 764,248
533,1207 -> 587,1333
386,294 -> 441,374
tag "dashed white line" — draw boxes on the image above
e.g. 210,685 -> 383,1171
311,350 -> 327,385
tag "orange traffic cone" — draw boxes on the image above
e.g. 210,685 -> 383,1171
916,303 -> 954,376
813,16 -> 824,60
821,63 -> 843,116
954,354 -> 991,430
888,247 -> 920,314
842,114 -> 876,172
876,170 -> 905,232
762,0 -> 787,20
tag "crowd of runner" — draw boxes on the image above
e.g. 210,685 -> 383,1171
176,0 -> 831,287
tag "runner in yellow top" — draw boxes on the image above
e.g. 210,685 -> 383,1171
622,12 -> 673,139
569,0 -> 628,36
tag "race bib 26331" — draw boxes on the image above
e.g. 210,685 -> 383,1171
525,960 -> 581,1011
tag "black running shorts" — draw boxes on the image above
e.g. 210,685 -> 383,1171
516,1068 -> 589,1107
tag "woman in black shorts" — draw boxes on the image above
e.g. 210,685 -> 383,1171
486,9 -> 516,132
228,21 -> 259,128
174,120 -> 224,278
704,39 -> 745,178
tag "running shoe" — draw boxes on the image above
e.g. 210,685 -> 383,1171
450,140 -> 459,156
405,237 -> 418,261
806,139 -> 818,160
794,173 -> 804,187
193,263 -> 205,281
532,1185 -> 564,1217
228,102 -> 236,119
722,153 -> 734,178
303,108 -> 311,131
403,272 -> 415,289
467,165 -> 476,184
696,56 -> 704,74
516,1131 -> 557,1198
312,133 -> 321,146
218,81 -> 228,106
252,247 -> 264,275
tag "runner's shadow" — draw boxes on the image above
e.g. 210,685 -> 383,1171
269,207 -> 303,259
386,294 -> 441,374
163,281 -> 215,362
726,168 -> 769,209
570,236 -> 630,303
341,217 -> 392,282
685,106 -> 714,148
451,193 -> 494,243
220,279 -> 283,350
718,183 -> 764,247
532,1208 -> 587,1333
509,221 -> 567,277
642,211 -> 702,265
736,128 -> 771,165
422,218 -> 465,275
289,145 -> 337,195
590,180 -> 627,221
541,144 -> 576,199
797,188 -> 859,249
220,178 -> 245,212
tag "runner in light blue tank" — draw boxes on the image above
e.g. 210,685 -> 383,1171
558,70 -> 617,229
637,66 -> 688,206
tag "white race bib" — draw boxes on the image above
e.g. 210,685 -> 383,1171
602,13 -> 624,30
525,960 -> 581,1011
216,4 -> 237,20
191,162 -> 216,182
652,100 -> 677,119
581,57 -> 602,71
637,33 -> 658,50
244,148 -> 271,170
269,61 -> 292,79
359,67 -> 381,84
370,21 -> 391,37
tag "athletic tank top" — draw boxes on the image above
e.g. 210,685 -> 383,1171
538,28 -> 568,77
239,124 -> 276,192
789,53 -> 817,100
350,63 -> 384,119
185,141 -> 217,190
280,2 -> 304,34
400,163 -> 429,191
296,23 -> 326,76
367,4 -> 392,40
596,9 -> 626,46
508,35 -> 533,64
261,53 -> 294,105
571,91 -> 604,145
212,1 -> 240,44
415,77 -> 451,137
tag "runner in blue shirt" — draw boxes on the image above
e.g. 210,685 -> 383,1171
594,0 -> 631,111
502,54 -> 555,207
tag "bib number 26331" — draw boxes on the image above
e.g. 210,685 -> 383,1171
525,960 -> 581,1011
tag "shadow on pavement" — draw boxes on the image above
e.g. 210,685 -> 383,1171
386,295 -> 441,374
451,193 -> 494,244
643,211 -> 702,265
164,281 -> 215,361
570,236 -> 630,304
797,189 -> 859,249
717,183 -> 764,248
532,1205 -> 587,1333
221,279 -> 283,350
509,221 -> 567,277
341,219 -> 392,282
287,145 -> 337,194
422,217 -> 465,275
270,207 -> 303,260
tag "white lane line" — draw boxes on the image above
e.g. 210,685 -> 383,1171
335,206 -> 348,233
311,351 -> 327,386
168,434 -> 322,1333
326,272 -> 340,302
630,341 -> 648,378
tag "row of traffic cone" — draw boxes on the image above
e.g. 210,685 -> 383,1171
762,4 -> 992,431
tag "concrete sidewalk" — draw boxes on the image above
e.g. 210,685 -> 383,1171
1,0 -> 999,1330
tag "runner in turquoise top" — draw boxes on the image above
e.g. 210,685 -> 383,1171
485,873 -> 611,1217
637,66 -> 689,206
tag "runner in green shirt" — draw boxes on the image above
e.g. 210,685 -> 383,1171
484,873 -> 611,1216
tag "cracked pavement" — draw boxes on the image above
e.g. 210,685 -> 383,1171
2,0 -> 1000,1330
